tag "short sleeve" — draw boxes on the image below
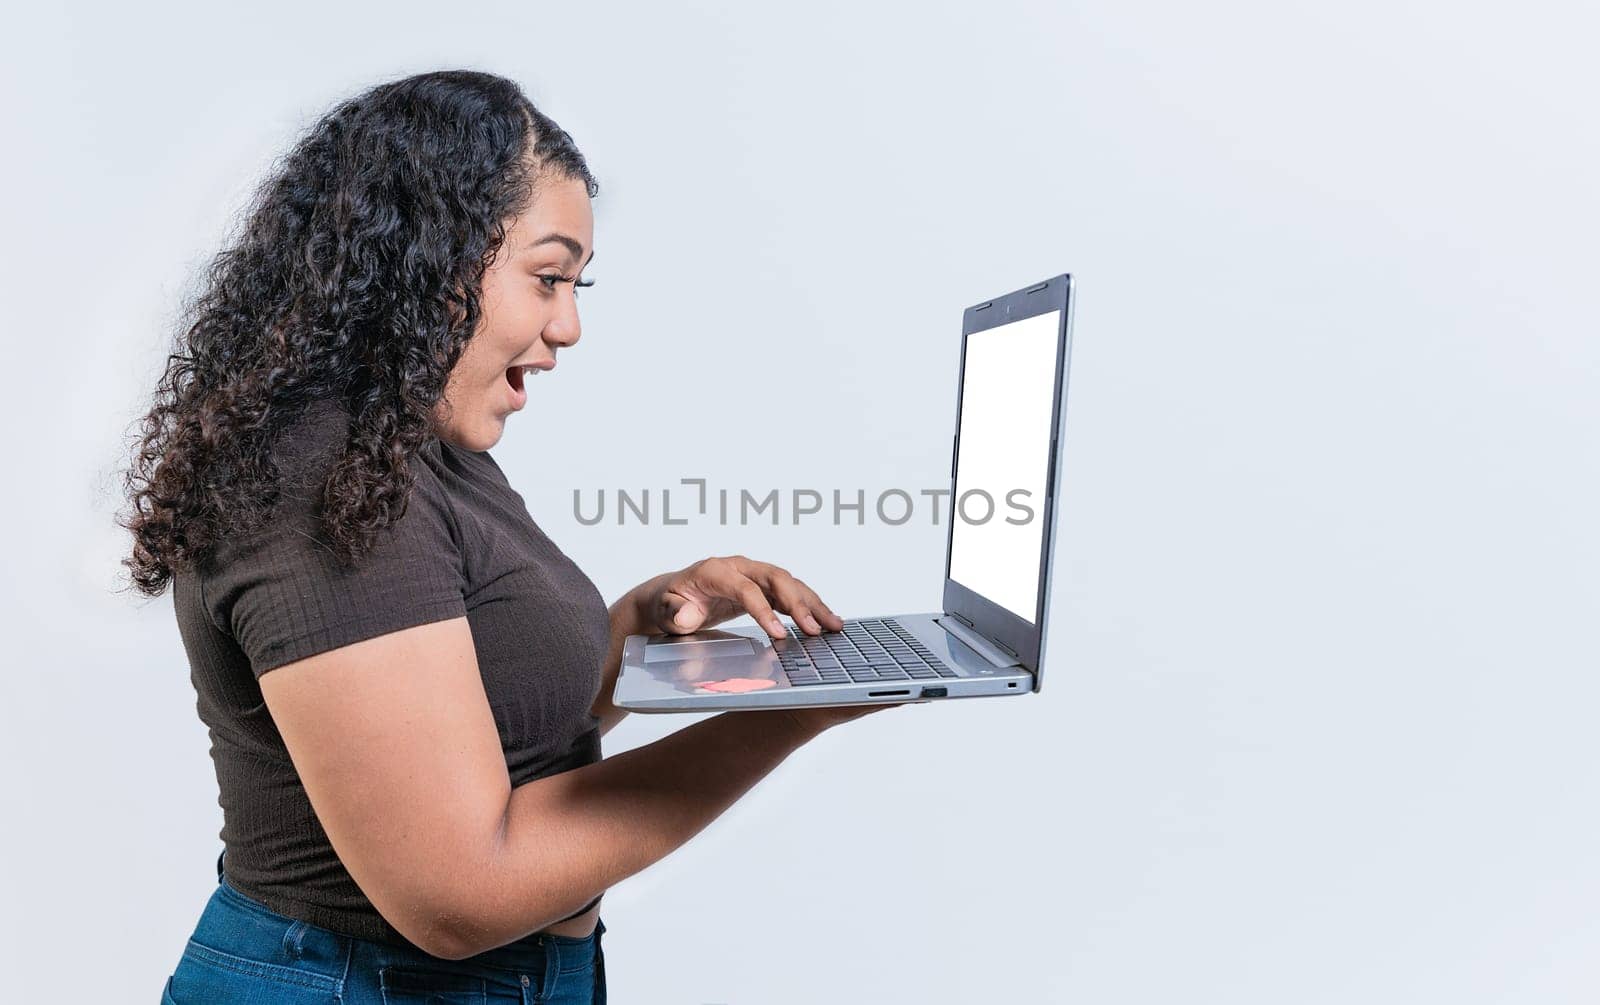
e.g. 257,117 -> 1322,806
200,417 -> 468,678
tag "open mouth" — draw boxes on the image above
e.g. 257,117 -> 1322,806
506,365 -> 526,393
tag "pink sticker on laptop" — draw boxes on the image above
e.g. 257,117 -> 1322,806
695,678 -> 778,694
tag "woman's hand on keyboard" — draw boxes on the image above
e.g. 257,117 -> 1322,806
647,555 -> 844,639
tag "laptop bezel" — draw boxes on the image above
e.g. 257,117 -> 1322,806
941,273 -> 1074,688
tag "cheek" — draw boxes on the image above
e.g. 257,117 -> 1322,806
485,288 -> 545,345
460,329 -> 510,386
442,346 -> 495,406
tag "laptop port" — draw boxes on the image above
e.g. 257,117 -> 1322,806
920,686 -> 948,698
868,689 -> 911,697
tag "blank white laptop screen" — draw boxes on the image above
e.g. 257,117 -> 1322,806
946,310 -> 1062,624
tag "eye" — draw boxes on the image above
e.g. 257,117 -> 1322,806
538,274 -> 596,298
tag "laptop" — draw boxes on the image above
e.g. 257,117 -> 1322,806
613,272 -> 1075,712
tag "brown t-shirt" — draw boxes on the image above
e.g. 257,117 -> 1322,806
172,398 -> 611,950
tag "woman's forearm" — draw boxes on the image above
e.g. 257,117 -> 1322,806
443,707 -> 814,958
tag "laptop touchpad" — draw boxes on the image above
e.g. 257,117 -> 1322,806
645,638 -> 759,663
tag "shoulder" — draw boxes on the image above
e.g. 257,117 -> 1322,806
203,400 -> 456,570
198,402 -> 469,672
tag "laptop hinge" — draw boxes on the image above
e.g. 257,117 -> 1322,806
936,614 -> 1022,668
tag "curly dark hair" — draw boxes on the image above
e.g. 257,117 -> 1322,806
119,69 -> 599,596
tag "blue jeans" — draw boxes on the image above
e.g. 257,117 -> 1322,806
161,850 -> 607,1003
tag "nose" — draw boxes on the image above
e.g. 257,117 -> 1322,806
543,291 -> 582,349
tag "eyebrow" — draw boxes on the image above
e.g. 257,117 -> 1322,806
523,232 -> 595,269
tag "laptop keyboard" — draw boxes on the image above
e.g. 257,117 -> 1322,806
776,618 -> 957,686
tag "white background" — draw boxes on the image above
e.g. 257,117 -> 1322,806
3,2 -> 1598,1002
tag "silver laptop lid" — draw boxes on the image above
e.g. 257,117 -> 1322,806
941,274 -> 1074,689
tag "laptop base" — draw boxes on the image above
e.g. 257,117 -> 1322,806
615,613 -> 1034,713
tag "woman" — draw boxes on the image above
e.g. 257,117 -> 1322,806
124,69 -> 896,1004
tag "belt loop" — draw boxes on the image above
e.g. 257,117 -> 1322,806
544,936 -> 562,1001
282,920 -> 309,961
337,930 -> 353,1000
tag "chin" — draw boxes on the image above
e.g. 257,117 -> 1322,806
471,424 -> 507,451
448,417 -> 506,453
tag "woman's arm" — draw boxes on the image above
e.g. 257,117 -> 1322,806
472,706 -> 819,955
261,615 -> 827,960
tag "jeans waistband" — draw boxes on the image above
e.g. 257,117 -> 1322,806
212,847 -> 604,975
